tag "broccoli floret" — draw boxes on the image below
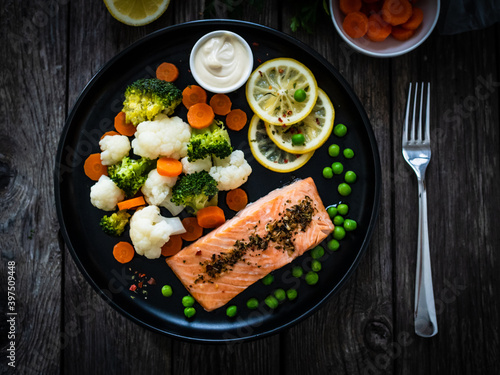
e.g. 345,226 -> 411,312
187,120 -> 233,162
122,78 -> 183,125
170,170 -> 218,213
99,210 -> 131,236
108,156 -> 156,198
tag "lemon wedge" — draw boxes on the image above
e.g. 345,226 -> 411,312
103,0 -> 170,26
246,58 -> 318,126
248,114 -> 314,173
265,89 -> 335,154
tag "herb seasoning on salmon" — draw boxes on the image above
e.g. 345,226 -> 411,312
198,196 -> 315,282
166,178 -> 334,311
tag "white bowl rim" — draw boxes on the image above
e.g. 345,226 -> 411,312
329,0 -> 441,58
189,30 -> 254,93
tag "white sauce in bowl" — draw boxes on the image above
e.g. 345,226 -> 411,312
190,31 -> 253,93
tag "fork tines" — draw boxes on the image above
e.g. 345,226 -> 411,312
403,82 -> 430,144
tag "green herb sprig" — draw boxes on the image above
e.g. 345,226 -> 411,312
203,0 -> 329,34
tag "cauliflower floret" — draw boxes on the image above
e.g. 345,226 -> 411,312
99,135 -> 131,165
90,175 -> 125,211
141,169 -> 184,216
132,114 -> 191,160
181,156 -> 212,174
141,169 -> 177,205
129,205 -> 185,259
209,150 -> 252,191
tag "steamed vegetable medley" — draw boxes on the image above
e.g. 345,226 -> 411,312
85,75 -> 252,261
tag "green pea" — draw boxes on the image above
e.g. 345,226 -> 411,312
344,219 -> 358,231
333,226 -> 346,240
332,162 -> 343,175
226,305 -> 237,317
287,289 -> 298,301
265,295 -> 279,309
343,148 -> 354,159
323,167 -> 333,179
338,183 -> 352,196
327,239 -> 340,251
333,124 -> 347,137
327,206 -> 338,218
161,285 -> 173,297
292,266 -> 303,278
328,144 -> 340,157
182,295 -> 195,307
311,259 -> 322,272
274,288 -> 286,302
262,274 -> 274,285
294,89 -> 307,102
333,215 -> 345,226
311,245 -> 325,259
292,133 -> 305,145
246,298 -> 259,310
337,203 -> 349,216
345,171 -> 357,183
184,307 -> 196,318
305,271 -> 319,285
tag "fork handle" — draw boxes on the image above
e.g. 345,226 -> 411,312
414,178 -> 438,337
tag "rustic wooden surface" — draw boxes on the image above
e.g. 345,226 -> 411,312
1,1 -> 499,374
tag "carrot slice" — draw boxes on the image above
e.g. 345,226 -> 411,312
381,0 -> 413,26
225,109 -> 248,131
187,102 -> 215,129
156,62 -> 179,82
100,131 -> 120,140
401,7 -> 423,30
157,157 -> 182,177
226,188 -> 248,211
84,153 -> 108,181
339,0 -> 362,14
161,235 -> 183,257
117,196 -> 146,211
197,206 -> 226,229
182,85 -> 207,109
391,26 -> 415,40
113,241 -> 135,264
180,217 -> 204,241
114,111 -> 136,137
366,13 -> 392,42
343,11 -> 369,38
209,94 -> 232,115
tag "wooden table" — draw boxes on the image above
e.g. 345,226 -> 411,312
1,1 -> 499,374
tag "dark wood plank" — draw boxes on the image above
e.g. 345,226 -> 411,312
392,28 -> 500,375
170,3 -> 282,374
0,0 -> 68,373
63,2 -> 177,374
278,11 -> 395,374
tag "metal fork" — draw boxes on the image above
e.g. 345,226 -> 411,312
402,83 -> 438,337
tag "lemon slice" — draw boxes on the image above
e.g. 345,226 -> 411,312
265,88 -> 335,154
246,58 -> 318,126
103,0 -> 170,26
248,115 -> 314,173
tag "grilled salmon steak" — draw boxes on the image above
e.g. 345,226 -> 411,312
166,177 -> 334,311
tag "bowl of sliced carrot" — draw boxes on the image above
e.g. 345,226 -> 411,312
330,0 -> 440,58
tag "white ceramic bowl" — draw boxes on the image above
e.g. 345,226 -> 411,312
329,0 -> 441,58
189,30 -> 253,93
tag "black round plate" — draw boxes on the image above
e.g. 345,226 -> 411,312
55,20 -> 381,343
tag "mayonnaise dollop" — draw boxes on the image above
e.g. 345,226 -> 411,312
192,32 -> 251,90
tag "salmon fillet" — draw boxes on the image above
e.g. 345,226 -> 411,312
166,177 -> 334,311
